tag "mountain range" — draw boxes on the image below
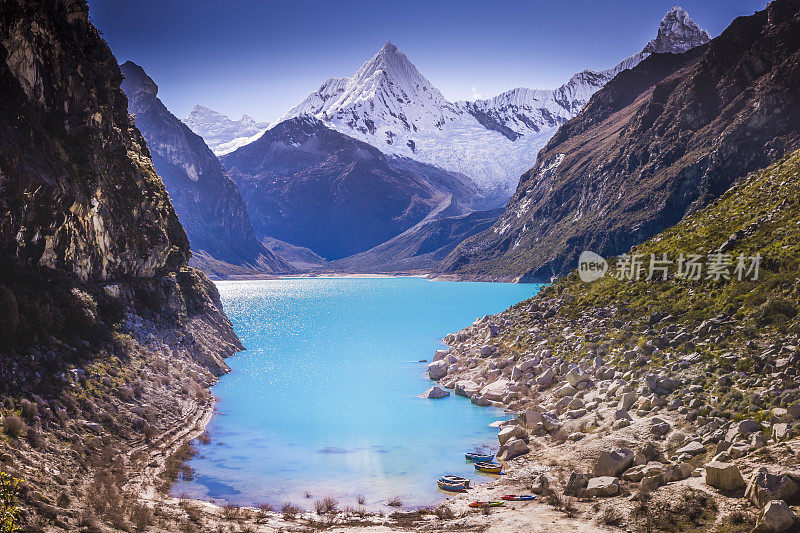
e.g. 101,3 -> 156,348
275,7 -> 709,197
174,6 -> 710,273
120,62 -> 293,277
439,0 -> 800,281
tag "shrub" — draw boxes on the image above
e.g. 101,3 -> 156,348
130,503 -> 152,532
1,415 -> 26,439
19,400 -> 37,422
0,471 -> 22,533
314,496 -> 338,515
387,496 -> 403,507
281,503 -> 301,520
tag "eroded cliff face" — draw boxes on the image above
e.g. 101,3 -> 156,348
0,0 -> 189,282
439,0 -> 800,282
0,0 -> 242,374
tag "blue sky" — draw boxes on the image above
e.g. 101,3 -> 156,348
88,0 -> 765,123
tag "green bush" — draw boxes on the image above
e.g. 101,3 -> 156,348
0,471 -> 21,533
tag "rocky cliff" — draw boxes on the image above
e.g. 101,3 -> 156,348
439,0 -> 800,282
0,2 -> 244,529
120,61 -> 293,277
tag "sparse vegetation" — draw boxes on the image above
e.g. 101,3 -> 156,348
0,471 -> 22,533
314,496 -> 338,515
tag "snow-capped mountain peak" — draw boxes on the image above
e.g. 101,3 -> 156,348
282,41 -> 458,138
272,8 -> 710,197
184,105 -> 269,156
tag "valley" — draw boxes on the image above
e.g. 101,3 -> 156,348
2,1 -> 800,532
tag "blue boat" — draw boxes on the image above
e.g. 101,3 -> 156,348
463,452 -> 495,462
439,475 -> 470,489
437,478 -> 467,492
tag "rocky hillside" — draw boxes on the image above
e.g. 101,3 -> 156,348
439,0 -> 800,282
0,2 -> 243,530
222,116 -> 484,260
428,147 -> 800,531
120,61 -> 293,278
329,208 -> 502,273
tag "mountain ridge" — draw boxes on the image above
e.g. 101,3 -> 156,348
437,0 -> 800,282
276,8 -> 709,196
120,61 -> 294,277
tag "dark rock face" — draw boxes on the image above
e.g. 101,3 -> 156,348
0,0 -> 241,370
0,0 -> 189,282
120,62 -> 293,276
222,116 -> 483,260
440,0 -> 800,282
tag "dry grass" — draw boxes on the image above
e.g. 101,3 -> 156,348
314,496 -> 338,515
281,503 -> 301,520
387,496 -> 403,507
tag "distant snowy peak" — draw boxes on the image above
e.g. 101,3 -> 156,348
185,105 -> 269,156
461,6 -> 711,140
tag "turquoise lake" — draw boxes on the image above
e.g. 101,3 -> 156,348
173,277 -> 541,509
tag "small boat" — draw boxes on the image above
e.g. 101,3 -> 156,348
463,452 -> 495,462
469,501 -> 504,508
439,475 -> 470,488
437,479 -> 467,492
500,494 -> 536,501
474,461 -> 503,474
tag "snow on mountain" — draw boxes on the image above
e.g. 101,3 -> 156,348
275,7 -> 710,197
184,105 -> 269,155
457,7 -> 711,142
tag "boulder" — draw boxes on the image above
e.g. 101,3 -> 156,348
705,462 -> 745,491
564,471 -> 589,496
530,473 -> 549,494
614,408 -> 632,421
432,349 -> 449,362
471,394 -> 491,406
481,379 -> 512,402
454,380 -> 481,398
498,425 -> 528,446
755,500 -> 796,533
675,441 -> 705,456
737,418 -> 761,436
427,360 -> 448,380
418,386 -> 449,399
541,412 -> 562,432
585,476 -> 620,497
618,392 -> 637,410
496,437 -> 530,461
745,468 -> 800,507
536,368 -> 554,387
480,345 -> 496,357
565,368 -> 590,387
593,448 -> 635,477
522,410 -> 542,429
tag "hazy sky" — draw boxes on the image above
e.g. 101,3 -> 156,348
88,0 -> 765,124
